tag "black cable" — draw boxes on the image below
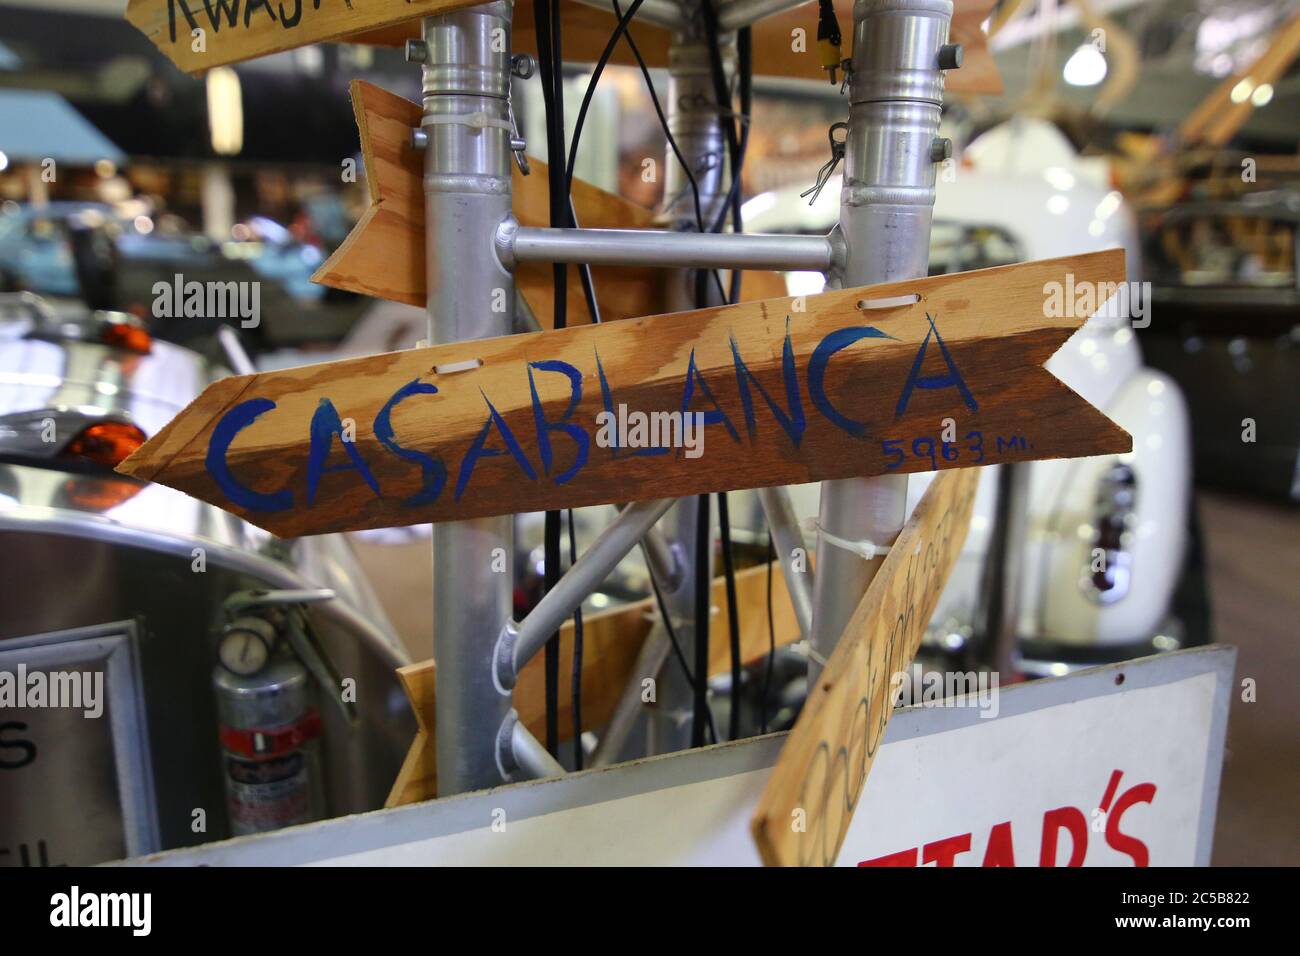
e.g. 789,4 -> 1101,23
578,0 -> 728,302
762,530 -> 776,735
609,2 -> 705,228
534,0 -> 563,756
647,566 -> 718,745
564,0 -> 648,192
552,1 -> 758,749
717,492 -> 742,740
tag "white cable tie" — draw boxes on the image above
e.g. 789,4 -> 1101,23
814,522 -> 883,561
421,111 -> 513,132
792,639 -> 828,668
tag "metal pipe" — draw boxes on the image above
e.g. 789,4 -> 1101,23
497,497 -> 677,687
718,0 -> 815,32
642,523 -> 685,592
569,0 -> 687,31
422,2 -> 518,795
756,486 -> 814,639
498,712 -> 567,779
503,225 -> 834,273
984,462 -> 1031,680
590,621 -> 672,767
808,0 -> 954,680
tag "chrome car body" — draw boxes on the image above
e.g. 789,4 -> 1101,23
0,293 -> 414,865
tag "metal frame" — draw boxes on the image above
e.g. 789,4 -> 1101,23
1,620 -> 160,858
419,0 -> 958,794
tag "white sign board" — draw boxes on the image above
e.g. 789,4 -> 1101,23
125,646 -> 1233,867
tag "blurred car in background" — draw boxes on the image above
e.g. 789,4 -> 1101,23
0,201 -> 362,352
1139,191 -> 1300,502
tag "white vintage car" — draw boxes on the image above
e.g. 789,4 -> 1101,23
743,123 -> 1200,674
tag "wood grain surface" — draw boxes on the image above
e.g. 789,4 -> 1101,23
117,249 -> 1131,537
750,465 -> 978,866
126,1 -> 1000,94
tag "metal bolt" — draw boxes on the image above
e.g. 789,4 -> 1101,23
938,43 -> 963,70
405,39 -> 429,64
930,137 -> 953,163
510,53 -> 536,79
410,128 -> 429,151
511,138 -> 530,175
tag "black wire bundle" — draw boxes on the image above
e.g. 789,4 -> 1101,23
532,0 -> 567,761
532,0 -> 759,753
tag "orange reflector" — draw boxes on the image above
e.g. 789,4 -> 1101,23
65,422 -> 148,468
102,322 -> 152,354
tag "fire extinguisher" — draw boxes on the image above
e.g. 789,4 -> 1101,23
213,589 -> 351,836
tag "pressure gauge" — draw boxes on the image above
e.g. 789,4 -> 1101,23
218,616 -> 276,676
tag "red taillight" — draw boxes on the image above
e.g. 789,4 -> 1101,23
64,422 -> 147,468
102,321 -> 152,354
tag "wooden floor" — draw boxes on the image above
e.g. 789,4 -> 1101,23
350,491 -> 1300,866
1199,491 -> 1300,866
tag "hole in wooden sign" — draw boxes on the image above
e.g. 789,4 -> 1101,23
857,293 -> 921,310
433,358 -> 484,375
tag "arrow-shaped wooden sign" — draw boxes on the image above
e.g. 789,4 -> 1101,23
318,81 -> 789,325
751,464 -> 977,866
117,249 -> 1130,538
126,0 -> 453,73
126,0 -> 1002,94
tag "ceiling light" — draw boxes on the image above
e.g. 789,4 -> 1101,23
1063,44 -> 1107,87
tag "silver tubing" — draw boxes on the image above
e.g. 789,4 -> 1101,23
756,486 -> 814,640
503,225 -> 835,272
590,621 -> 673,767
717,0 -> 815,32
498,711 -> 567,779
808,0 -> 953,681
423,3 -> 517,795
570,0 -> 687,30
497,497 -> 677,688
642,522 -> 686,592
983,462 -> 1031,680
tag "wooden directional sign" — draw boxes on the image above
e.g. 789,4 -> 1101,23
127,0 -> 1001,93
117,249 -> 1130,537
125,0 -> 467,74
750,465 -> 977,866
317,81 -> 789,325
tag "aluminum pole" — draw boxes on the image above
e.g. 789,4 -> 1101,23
757,486 -> 814,639
717,0 -> 815,32
418,2 -> 517,795
503,225 -> 834,272
808,0 -> 957,680
495,497 -> 676,687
